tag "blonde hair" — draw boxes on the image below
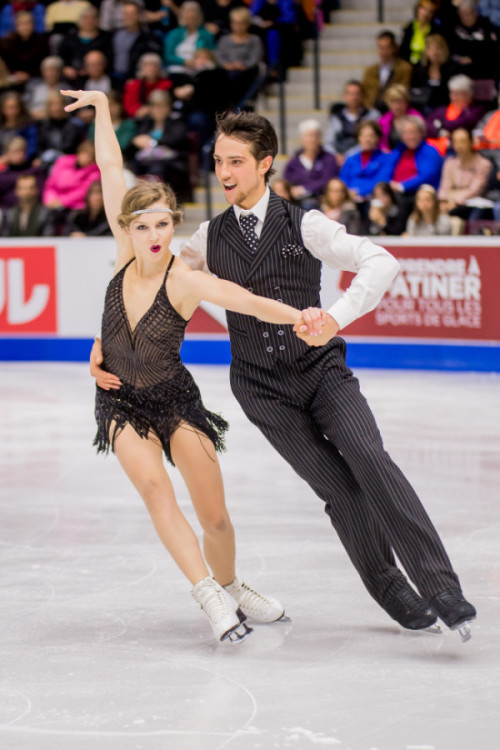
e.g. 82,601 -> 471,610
384,83 -> 410,105
117,181 -> 183,228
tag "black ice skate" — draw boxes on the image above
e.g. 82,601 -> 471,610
381,582 -> 439,632
429,589 -> 477,642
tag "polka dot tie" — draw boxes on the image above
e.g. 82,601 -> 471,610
239,213 -> 259,252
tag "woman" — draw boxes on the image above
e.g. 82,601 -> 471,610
88,90 -> 137,157
42,140 -> 101,210
410,34 -> 454,114
378,84 -> 424,150
0,9 -> 49,81
25,56 -> 68,120
405,183 -> 452,235
122,53 -> 173,119
130,89 -> 192,202
164,1 -> 215,71
0,135 -> 45,208
339,120 -> 391,205
426,74 -> 484,141
438,127 -> 492,219
215,6 -> 264,108
320,177 -> 362,235
399,0 -> 439,65
37,91 -> 83,170
283,118 -> 339,210
0,91 -> 38,161
60,88 -> 323,644
365,181 -> 406,236
66,179 -> 111,236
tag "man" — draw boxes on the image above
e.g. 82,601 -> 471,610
324,80 -> 379,162
362,30 -> 412,112
0,173 -> 54,236
91,111 -> 476,638
111,1 -> 162,86
83,50 -> 112,93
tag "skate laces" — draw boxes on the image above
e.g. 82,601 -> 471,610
237,581 -> 273,617
390,584 -> 428,614
194,578 -> 232,619
431,589 -> 464,608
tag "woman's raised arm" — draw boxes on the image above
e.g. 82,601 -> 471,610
61,90 -> 133,270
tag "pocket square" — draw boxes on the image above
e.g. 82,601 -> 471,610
281,243 -> 304,258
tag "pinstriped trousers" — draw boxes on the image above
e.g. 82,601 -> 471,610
229,338 -> 461,603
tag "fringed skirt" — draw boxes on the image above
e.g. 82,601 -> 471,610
93,367 -> 228,465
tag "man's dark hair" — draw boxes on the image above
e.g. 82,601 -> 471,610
377,30 -> 397,45
215,110 -> 278,183
356,119 -> 382,138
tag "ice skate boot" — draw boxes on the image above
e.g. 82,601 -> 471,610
223,577 -> 290,623
429,589 -> 476,642
381,581 -> 439,632
192,577 -> 253,643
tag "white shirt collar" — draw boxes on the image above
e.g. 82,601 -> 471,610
233,186 -> 270,227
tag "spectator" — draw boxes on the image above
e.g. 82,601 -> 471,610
250,0 -> 303,74
45,0 -> 92,36
87,90 -> 137,155
130,89 -> 192,201
0,91 -> 38,161
400,0 -> 439,65
0,0 -> 45,36
42,140 -> 100,210
410,33 -> 455,114
65,179 -> 111,236
384,115 -> 443,212
0,136 -> 45,208
473,108 -> 500,150
426,74 -> 484,142
57,6 -> 112,84
378,83 -> 424,150
340,120 -> 391,204
24,56 -> 67,120
142,0 -> 181,34
362,30 -> 412,112
37,91 -> 83,169
0,55 -> 10,88
82,50 -> 112,94
271,176 -> 292,200
405,183 -> 452,235
112,1 -> 163,85
320,177 -> 362,235
170,48 -> 229,148
164,1 -> 215,71
324,80 -> 379,161
100,0 -> 145,32
446,0 -> 499,96
123,52 -> 172,118
478,0 -> 500,27
215,6 -> 263,108
0,10 -> 49,81
204,0 -> 244,40
438,127 -> 492,219
283,118 -> 340,209
365,181 -> 407,236
0,172 -> 54,236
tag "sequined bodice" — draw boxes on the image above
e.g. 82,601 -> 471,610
100,257 -> 188,388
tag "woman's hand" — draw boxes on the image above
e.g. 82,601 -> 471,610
294,307 -> 327,337
294,312 -> 339,347
61,89 -> 107,112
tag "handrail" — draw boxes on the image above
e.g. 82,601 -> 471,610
313,8 -> 321,111
378,0 -> 385,23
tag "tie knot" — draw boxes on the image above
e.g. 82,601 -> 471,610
240,213 -> 258,232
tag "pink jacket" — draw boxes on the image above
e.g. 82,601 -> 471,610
43,154 -> 101,210
378,108 -> 424,150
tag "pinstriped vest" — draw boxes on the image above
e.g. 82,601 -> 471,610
207,191 -> 322,368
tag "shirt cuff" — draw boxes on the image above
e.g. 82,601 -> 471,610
327,298 -> 357,332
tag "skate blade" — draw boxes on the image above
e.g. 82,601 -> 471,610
275,612 -> 292,623
451,619 -> 474,643
423,623 -> 442,635
222,622 -> 253,644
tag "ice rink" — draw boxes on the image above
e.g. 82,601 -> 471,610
1,362 -> 499,750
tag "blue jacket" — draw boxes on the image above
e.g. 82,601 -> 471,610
381,140 -> 443,193
340,148 -> 391,198
0,4 -> 45,35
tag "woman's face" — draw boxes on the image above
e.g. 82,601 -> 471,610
142,60 -> 161,80
128,203 -> 175,258
373,185 -> 391,206
15,13 -> 34,38
77,146 -> 95,167
358,126 -> 379,151
416,189 -> 435,213
449,89 -> 471,108
426,41 -> 442,64
150,101 -> 170,121
451,129 -> 472,157
417,2 -> 434,25
389,97 -> 408,118
301,129 -> 322,152
7,143 -> 27,165
325,180 -> 345,207
87,185 -> 104,212
182,6 -> 200,29
2,97 -> 21,122
109,99 -> 122,121
48,97 -> 65,119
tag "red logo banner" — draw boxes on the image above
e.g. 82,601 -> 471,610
0,246 -> 57,333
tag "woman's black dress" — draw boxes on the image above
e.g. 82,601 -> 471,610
94,255 -> 228,464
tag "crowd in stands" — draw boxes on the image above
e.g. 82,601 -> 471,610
1,0 -> 500,238
281,0 -> 500,236
0,0 -> 311,236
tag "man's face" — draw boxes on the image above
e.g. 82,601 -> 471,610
16,177 -> 38,204
214,135 -> 271,210
377,37 -> 396,64
344,84 -> 362,109
401,124 -> 422,150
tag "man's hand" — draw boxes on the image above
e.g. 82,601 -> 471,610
90,338 -> 122,390
294,312 -> 339,347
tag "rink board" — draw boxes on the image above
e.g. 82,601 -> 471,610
1,236 -> 500,371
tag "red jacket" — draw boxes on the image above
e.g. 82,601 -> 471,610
122,78 -> 173,118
